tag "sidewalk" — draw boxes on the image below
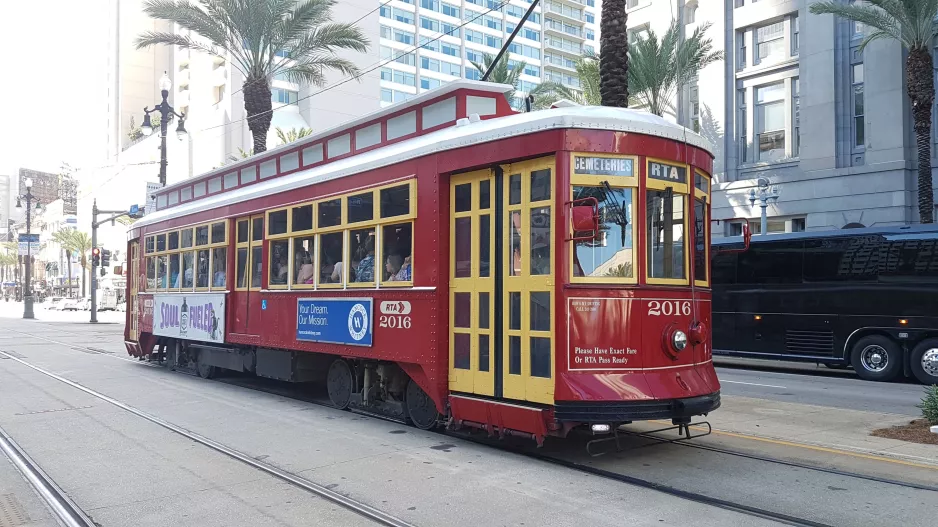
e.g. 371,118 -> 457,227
705,395 -> 938,466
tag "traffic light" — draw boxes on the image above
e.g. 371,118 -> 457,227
101,249 -> 112,267
92,247 -> 100,267
100,267 -> 106,277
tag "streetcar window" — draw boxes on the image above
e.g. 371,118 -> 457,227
168,231 -> 179,251
454,183 -> 471,213
347,192 -> 374,223
250,247 -> 263,288
454,217 -> 471,278
382,223 -> 412,283
212,248 -> 226,288
509,211 -> 522,276
694,198 -> 708,284
530,292 -> 551,331
646,191 -> 686,281
292,205 -> 313,232
197,250 -> 210,288
531,169 -> 551,202
509,174 -> 521,205
157,255 -> 168,289
236,248 -> 248,288
454,292 -> 470,328
145,236 -> 154,254
530,337 -> 551,378
572,186 -> 633,279
349,228 -> 376,284
293,236 -> 316,286
269,210 -> 288,236
146,257 -> 156,289
181,229 -> 193,248
196,225 -> 209,246
479,180 -> 490,209
156,234 -> 166,252
169,254 -> 180,289
248,218 -> 262,242
454,333 -> 470,370
237,220 -> 249,243
211,222 -> 226,244
380,184 -> 410,218
479,214 -> 491,278
479,335 -> 490,372
479,292 -> 490,329
530,207 -> 551,275
319,232 -> 344,284
269,240 -> 290,286
509,336 -> 521,375
318,199 -> 341,228
182,252 -> 194,288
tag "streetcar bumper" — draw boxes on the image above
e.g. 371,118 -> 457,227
553,391 -> 721,423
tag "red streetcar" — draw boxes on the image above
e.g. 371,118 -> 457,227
124,81 -> 720,444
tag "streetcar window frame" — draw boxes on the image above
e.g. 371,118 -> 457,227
694,168 -> 711,287
644,157 -> 691,286
262,179 -> 416,290
144,221 -> 229,293
568,153 -> 639,285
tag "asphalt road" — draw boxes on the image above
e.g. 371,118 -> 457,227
715,358 -> 927,416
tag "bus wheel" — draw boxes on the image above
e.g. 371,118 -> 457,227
910,338 -> 938,385
327,359 -> 354,410
405,379 -> 440,430
850,335 -> 901,382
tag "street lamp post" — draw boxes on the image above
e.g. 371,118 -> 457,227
15,178 -> 42,319
141,71 -> 187,187
749,178 -> 780,236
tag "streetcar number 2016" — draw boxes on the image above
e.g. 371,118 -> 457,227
647,301 -> 691,316
379,315 -> 412,329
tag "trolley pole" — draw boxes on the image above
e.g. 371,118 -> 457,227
90,201 -> 135,323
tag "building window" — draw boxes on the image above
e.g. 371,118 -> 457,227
756,82 -> 786,161
420,16 -> 440,32
792,217 -> 806,232
381,88 -> 393,103
627,0 -> 639,8
524,64 -> 540,77
738,88 -> 748,163
585,13 -> 595,23
853,64 -> 864,148
392,8 -> 414,25
393,70 -> 416,87
629,25 -> 649,45
466,69 -> 480,80
442,3 -> 460,17
380,67 -> 392,81
465,29 -> 482,44
736,31 -> 747,70
213,84 -> 225,104
394,29 -> 414,45
850,0 -> 864,37
442,43 -> 459,56
791,15 -> 800,56
792,77 -> 800,157
586,29 -> 595,41
755,21 -> 785,64
421,77 -> 442,90
271,88 -> 298,105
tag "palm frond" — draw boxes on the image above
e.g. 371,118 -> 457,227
808,2 -> 925,48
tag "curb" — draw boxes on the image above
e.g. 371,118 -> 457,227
931,425 -> 938,435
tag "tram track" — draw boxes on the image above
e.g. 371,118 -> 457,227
0,349 -> 416,527
5,328 -> 936,527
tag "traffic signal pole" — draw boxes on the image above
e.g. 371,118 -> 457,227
90,200 -> 135,323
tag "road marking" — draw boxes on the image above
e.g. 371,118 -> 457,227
721,380 -> 787,389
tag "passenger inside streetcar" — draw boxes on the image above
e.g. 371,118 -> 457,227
296,253 -> 315,284
355,237 -> 376,282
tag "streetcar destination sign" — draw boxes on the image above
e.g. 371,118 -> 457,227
573,155 -> 634,177
648,161 -> 687,185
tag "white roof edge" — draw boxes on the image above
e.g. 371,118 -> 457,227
137,106 -> 712,230
158,80 -> 515,193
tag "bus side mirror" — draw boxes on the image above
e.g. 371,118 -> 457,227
568,197 -> 599,241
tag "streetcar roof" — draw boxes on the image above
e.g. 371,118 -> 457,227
137,82 -> 709,230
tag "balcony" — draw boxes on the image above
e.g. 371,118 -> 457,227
543,18 -> 584,39
543,3 -> 584,24
545,37 -> 582,55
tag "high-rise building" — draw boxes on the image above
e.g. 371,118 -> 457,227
377,0 -> 599,107
623,0 -> 938,234
17,168 -> 77,215
0,175 -> 10,239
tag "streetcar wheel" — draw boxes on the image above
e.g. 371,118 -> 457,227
405,379 -> 440,430
850,335 -> 901,382
327,359 -> 354,410
910,338 -> 938,385
196,351 -> 216,379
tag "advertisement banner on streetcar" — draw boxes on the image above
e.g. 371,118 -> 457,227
297,298 -> 373,347
152,294 -> 225,343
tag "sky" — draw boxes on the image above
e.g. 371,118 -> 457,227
0,1 -> 113,181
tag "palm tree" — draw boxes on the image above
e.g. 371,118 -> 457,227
275,126 -> 313,145
61,231 -> 92,297
52,229 -> 76,297
628,21 -> 723,117
809,0 -> 935,223
136,0 -> 369,155
600,0 -> 629,107
0,253 -> 16,284
470,53 -> 529,107
532,55 -> 602,109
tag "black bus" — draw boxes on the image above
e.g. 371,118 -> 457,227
711,225 -> 938,384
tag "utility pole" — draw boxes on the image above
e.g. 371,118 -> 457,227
90,200 -> 141,323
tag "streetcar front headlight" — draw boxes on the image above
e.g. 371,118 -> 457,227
672,330 -> 688,352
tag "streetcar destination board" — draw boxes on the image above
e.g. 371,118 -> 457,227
573,155 -> 634,177
647,160 -> 687,185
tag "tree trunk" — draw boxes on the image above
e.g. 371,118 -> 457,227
600,0 -> 629,107
243,75 -> 273,154
81,256 -> 87,297
65,250 -> 73,298
907,47 -> 935,223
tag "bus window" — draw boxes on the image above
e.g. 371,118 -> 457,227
573,187 -> 634,279
738,241 -> 804,284
212,248 -> 226,287
646,191 -> 686,280
804,237 -> 876,282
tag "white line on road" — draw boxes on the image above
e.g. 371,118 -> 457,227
721,380 -> 787,389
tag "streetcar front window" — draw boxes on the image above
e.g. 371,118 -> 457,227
572,186 -> 634,279
646,191 -> 686,280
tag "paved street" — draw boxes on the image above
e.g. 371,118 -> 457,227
716,358 -> 926,416
0,301 -> 935,527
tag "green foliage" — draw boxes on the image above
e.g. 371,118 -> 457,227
470,53 -> 528,107
128,114 -> 161,142
604,262 -> 633,278
809,0 -> 938,52
276,126 -> 313,145
920,385 -> 938,425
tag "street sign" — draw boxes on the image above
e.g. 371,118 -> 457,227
145,182 -> 160,216
129,204 -> 139,215
17,234 -> 39,256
